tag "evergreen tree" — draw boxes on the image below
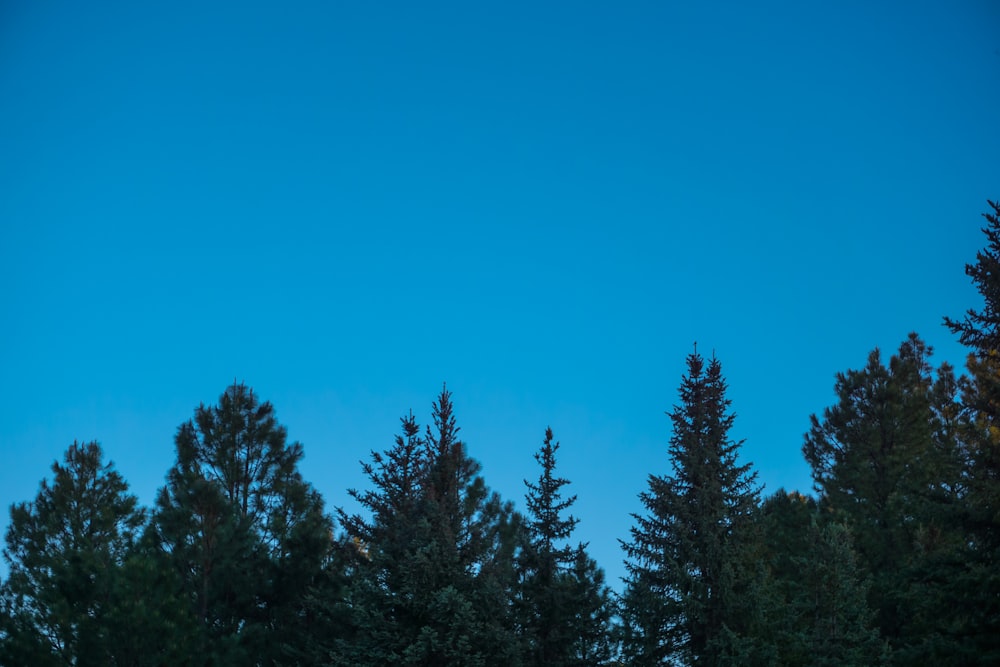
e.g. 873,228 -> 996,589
147,382 -> 333,666
944,200 -> 1000,354
620,350 -> 762,666
802,335 -> 967,660
943,199 -> 1000,662
333,411 -> 430,665
757,490 -> 886,666
517,427 -> 614,666
101,539 -> 199,666
0,442 -> 145,666
337,387 -> 522,667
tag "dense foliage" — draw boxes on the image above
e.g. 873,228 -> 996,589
2,200 -> 999,665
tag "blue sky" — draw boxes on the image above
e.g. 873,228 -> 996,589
2,0 -> 998,588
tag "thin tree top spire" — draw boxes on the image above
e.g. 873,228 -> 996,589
944,199 -> 1000,354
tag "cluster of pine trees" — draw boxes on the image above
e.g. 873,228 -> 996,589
2,201 -> 999,666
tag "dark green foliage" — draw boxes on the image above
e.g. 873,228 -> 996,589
336,387 -> 522,667
333,411 -> 429,665
517,428 -> 615,666
944,200 -> 1000,354
620,351 -> 762,666
10,201 -> 1000,667
100,539 -> 200,666
802,335 -> 970,660
942,201 -> 1000,662
757,490 -> 886,666
147,382 -> 334,666
0,441 -> 145,666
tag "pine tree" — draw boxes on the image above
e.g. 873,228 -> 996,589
944,200 -> 1000,354
518,427 -> 614,666
802,335 -> 967,660
620,350 -> 762,666
406,387 -> 523,667
942,199 -> 1000,662
0,442 -> 145,666
333,411 -> 430,665
757,490 -> 886,666
337,387 -> 522,667
147,382 -> 333,665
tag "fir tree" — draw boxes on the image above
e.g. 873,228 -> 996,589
942,199 -> 1000,662
333,411 -> 429,665
337,387 -> 522,667
757,490 -> 886,666
518,427 -> 614,666
620,350 -> 762,666
944,200 -> 1000,354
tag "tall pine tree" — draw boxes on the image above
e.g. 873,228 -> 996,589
517,427 -> 614,666
756,490 -> 886,666
337,387 -> 522,667
943,199 -> 1000,662
802,335 -> 967,661
620,350 -> 762,666
147,382 -> 333,666
0,442 -> 145,666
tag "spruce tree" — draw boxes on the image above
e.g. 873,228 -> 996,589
944,200 -> 1000,354
518,427 -> 614,666
942,199 -> 1000,662
333,411 -> 430,665
757,490 -> 886,666
337,387 -> 522,667
404,387 -> 522,667
620,350 -> 762,666
0,442 -> 145,666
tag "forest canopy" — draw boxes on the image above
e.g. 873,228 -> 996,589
2,201 -> 999,666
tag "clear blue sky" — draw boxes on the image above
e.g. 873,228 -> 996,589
2,0 -> 998,588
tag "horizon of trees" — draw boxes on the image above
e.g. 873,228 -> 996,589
2,200 -> 999,665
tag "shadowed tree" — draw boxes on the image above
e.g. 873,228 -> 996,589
757,490 -> 886,666
147,382 -> 333,666
337,387 -> 522,667
0,442 -> 145,666
517,427 -> 614,666
620,350 -> 763,666
803,335 -> 968,661
942,199 -> 1000,663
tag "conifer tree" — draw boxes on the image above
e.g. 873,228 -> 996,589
404,387 -> 522,667
333,412 -> 429,665
620,350 -> 762,666
757,490 -> 886,666
518,427 -> 614,666
944,200 -> 1000,354
802,335 -> 967,660
943,199 -> 1000,662
147,382 -> 333,666
0,442 -> 145,666
337,387 -> 522,667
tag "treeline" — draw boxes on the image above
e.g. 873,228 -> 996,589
2,201 -> 999,666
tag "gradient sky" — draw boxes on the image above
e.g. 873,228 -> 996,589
2,0 -> 999,588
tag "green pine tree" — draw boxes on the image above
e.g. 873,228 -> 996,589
337,387 -> 522,667
518,427 -> 615,666
0,442 -> 145,666
620,350 -> 762,666
333,411 -> 430,665
942,199 -> 1000,662
757,490 -> 886,666
802,335 -> 967,661
147,382 -> 333,666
